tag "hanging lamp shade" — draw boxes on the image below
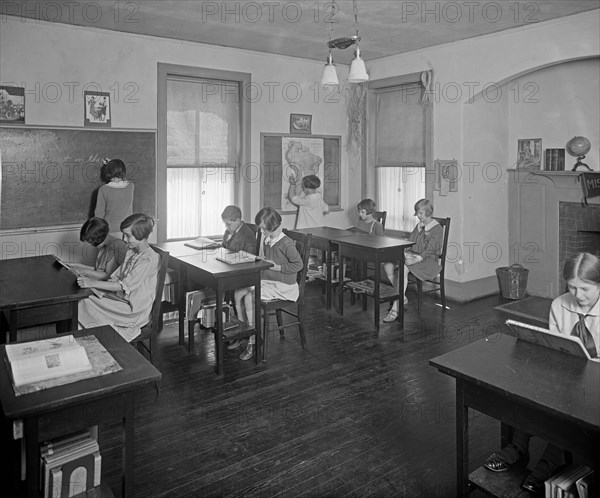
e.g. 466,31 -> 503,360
321,53 -> 339,86
347,46 -> 368,83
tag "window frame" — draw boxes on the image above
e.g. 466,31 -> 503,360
157,63 -> 251,242
365,73 -> 434,236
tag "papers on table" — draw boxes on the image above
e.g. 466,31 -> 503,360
184,236 -> 222,250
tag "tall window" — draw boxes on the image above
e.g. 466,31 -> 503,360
159,67 -> 250,241
373,82 -> 428,232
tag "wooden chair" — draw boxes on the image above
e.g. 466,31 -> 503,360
246,222 -> 262,254
131,246 -> 169,367
407,217 -> 451,314
374,210 -> 387,230
260,230 -> 312,361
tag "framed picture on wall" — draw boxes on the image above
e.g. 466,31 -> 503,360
84,91 -> 111,127
0,85 -> 25,124
290,114 -> 312,135
516,138 -> 542,169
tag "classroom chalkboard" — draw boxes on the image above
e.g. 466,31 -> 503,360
260,133 -> 341,213
0,126 -> 156,230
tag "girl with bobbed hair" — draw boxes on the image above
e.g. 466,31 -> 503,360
233,207 -> 303,360
76,213 -> 159,342
71,217 -> 128,280
384,198 -> 443,323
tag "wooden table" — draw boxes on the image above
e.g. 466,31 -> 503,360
0,255 -> 92,343
287,227 -> 357,310
153,242 -> 272,375
430,334 -> 600,497
0,326 -> 161,498
333,234 -> 413,330
494,296 -> 552,327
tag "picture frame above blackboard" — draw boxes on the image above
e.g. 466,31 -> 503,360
84,91 -> 111,127
0,85 -> 25,124
260,132 -> 340,214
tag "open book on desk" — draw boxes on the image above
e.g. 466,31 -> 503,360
90,288 -> 132,308
184,236 -> 222,250
506,319 -> 598,361
216,248 -> 260,265
52,254 -> 81,276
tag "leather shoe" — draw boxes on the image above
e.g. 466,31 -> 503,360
239,343 -> 254,361
521,473 -> 545,495
383,309 -> 398,323
483,453 -> 510,472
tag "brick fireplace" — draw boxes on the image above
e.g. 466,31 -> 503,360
559,202 -> 600,282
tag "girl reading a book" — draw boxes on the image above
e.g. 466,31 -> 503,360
233,207 -> 303,360
484,252 -> 599,494
70,217 -> 128,280
76,213 -> 159,342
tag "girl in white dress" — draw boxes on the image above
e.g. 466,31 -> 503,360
77,213 -> 159,342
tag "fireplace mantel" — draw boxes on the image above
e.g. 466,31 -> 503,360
508,170 -> 600,298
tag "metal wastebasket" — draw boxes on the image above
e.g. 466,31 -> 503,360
496,264 -> 529,299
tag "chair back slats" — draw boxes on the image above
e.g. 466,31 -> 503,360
432,217 -> 451,275
246,222 -> 262,254
374,211 -> 387,230
137,246 -> 169,344
282,229 -> 312,299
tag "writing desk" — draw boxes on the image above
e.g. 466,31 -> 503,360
430,334 -> 600,497
333,234 -> 413,330
287,227 -> 357,310
0,255 -> 92,343
0,326 -> 161,498
153,242 -> 272,375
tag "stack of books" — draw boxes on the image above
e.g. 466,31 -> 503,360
40,429 -> 101,498
544,148 -> 566,171
545,465 -> 594,498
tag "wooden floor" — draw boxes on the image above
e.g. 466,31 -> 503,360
4,286 -> 537,497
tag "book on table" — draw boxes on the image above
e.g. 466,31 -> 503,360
215,248 -> 259,265
5,335 -> 93,388
184,236 -> 222,250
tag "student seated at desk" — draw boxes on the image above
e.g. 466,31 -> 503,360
221,205 -> 257,254
234,207 -> 303,361
384,199 -> 443,323
355,198 -> 384,236
70,217 -> 128,280
76,213 -> 159,343
484,252 -> 600,494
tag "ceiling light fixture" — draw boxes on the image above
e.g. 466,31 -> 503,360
321,0 -> 368,86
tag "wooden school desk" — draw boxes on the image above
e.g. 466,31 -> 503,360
0,255 -> 92,343
334,234 -> 414,330
153,242 -> 272,375
0,326 -> 161,498
430,334 -> 600,497
287,227 -> 357,310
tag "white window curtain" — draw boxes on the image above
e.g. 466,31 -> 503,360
375,83 -> 426,232
166,78 -> 240,239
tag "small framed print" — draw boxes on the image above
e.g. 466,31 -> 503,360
290,113 -> 312,135
84,91 -> 111,127
517,138 -> 542,169
0,85 -> 25,123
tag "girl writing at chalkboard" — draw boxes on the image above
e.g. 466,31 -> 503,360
95,158 -> 134,236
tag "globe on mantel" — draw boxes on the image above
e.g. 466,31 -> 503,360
566,136 -> 592,171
